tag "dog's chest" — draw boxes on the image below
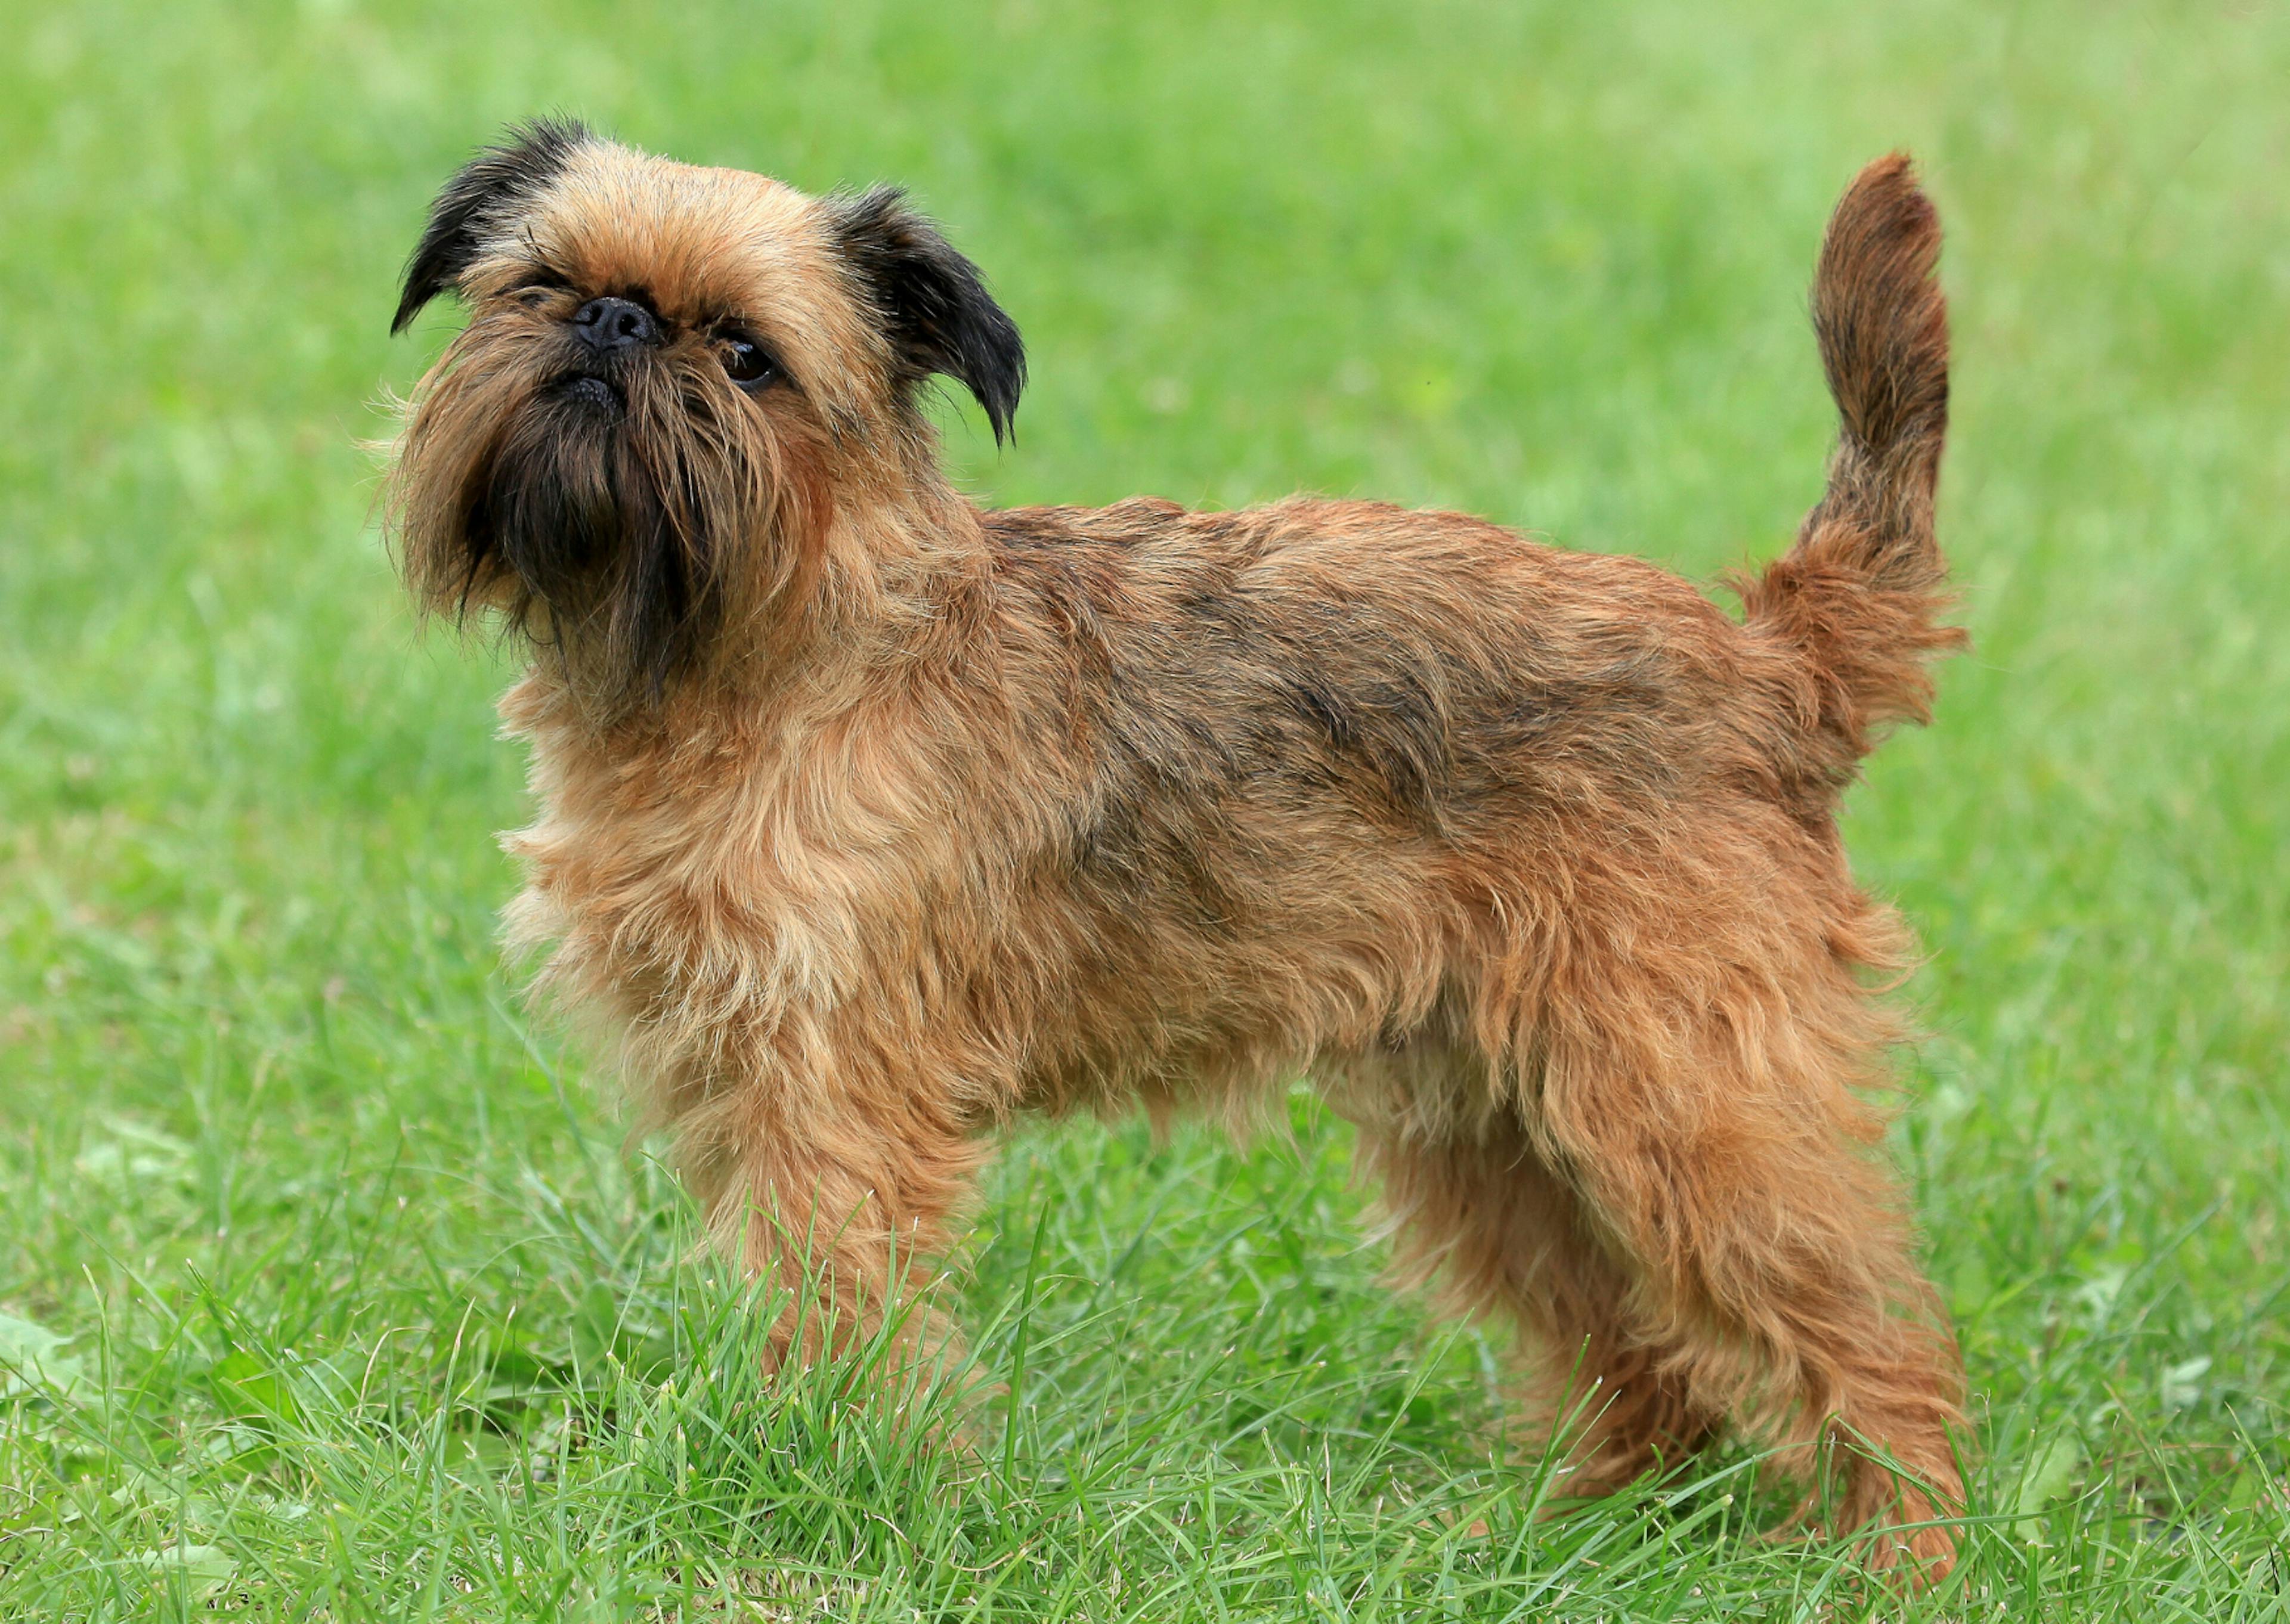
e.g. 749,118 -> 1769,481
498,684 -> 977,1027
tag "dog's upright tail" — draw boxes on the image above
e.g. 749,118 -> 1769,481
1740,154 -> 1964,783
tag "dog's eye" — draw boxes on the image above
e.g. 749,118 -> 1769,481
719,336 -> 776,388
510,274 -> 570,308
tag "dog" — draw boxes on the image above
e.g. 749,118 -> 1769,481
383,122 -> 1968,1576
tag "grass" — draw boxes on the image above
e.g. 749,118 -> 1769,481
4,0 -> 2288,1616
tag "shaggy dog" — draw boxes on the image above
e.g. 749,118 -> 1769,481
385,126 -> 1967,1574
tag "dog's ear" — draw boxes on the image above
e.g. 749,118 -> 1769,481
392,118 -> 592,336
833,187 -> 1026,444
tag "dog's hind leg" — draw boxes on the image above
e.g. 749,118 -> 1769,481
1503,855 -> 1966,1577
1354,1108 -> 1725,1492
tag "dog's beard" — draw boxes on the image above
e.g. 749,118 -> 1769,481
393,315 -> 833,709
450,366 -> 757,704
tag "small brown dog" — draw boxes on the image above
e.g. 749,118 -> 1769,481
385,123 -> 1967,1574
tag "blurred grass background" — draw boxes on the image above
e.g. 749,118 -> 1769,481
2,1 -> 2286,1617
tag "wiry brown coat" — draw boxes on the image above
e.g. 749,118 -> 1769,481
385,128 -> 1968,1577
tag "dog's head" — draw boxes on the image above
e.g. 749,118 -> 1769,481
383,120 -> 1024,703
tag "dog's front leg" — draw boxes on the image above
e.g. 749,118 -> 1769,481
661,1034 -> 995,1376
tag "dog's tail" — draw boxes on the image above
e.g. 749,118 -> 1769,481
1740,154 -> 1964,783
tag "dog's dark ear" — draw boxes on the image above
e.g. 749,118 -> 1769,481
392,118 -> 592,336
833,187 -> 1026,444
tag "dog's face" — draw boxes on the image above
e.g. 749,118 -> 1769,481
385,120 -> 1025,702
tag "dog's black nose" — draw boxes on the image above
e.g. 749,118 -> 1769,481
570,296 -> 662,353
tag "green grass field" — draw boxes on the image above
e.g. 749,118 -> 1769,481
5,1 -> 2288,1617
